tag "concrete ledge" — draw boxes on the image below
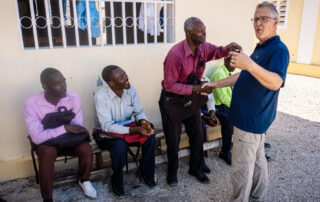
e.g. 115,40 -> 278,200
288,63 -> 320,78
0,157 -> 35,181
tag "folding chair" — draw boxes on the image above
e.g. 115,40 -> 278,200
126,142 -> 142,174
27,136 -> 39,184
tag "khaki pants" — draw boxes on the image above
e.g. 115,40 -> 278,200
230,127 -> 268,202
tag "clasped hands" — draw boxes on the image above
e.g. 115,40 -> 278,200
192,81 -> 215,94
129,119 -> 154,137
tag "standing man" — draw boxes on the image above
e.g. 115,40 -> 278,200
204,2 -> 289,201
159,17 -> 241,186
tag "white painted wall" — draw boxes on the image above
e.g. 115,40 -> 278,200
0,0 -> 256,181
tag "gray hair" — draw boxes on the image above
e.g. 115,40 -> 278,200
256,1 -> 279,18
184,17 -> 203,32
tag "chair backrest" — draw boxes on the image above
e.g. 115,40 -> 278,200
27,135 -> 37,151
204,58 -> 224,79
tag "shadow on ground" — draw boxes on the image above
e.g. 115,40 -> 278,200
0,111 -> 319,202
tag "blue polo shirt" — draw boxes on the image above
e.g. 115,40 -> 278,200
229,36 -> 289,134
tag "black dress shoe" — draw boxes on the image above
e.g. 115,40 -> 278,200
188,170 -> 210,184
142,177 -> 157,188
167,175 -> 178,187
265,155 -> 271,162
264,143 -> 271,148
219,152 -> 232,165
201,159 -> 211,173
111,186 -> 126,199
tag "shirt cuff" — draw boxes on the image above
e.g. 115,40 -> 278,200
208,106 -> 216,112
225,44 -> 231,57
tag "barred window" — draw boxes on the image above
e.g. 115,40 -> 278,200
15,0 -> 175,50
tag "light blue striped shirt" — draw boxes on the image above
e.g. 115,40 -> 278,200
95,84 -> 147,134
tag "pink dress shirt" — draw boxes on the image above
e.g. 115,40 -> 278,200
162,39 -> 230,95
24,92 -> 83,144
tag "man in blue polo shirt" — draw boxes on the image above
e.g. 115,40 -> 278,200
203,2 -> 289,201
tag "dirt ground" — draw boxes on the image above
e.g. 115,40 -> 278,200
0,74 -> 319,202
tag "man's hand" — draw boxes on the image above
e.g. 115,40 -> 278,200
201,81 -> 217,89
229,51 -> 254,71
129,126 -> 152,137
228,42 -> 242,52
139,119 -> 154,134
192,84 -> 214,94
200,82 -> 217,95
210,110 -> 220,126
64,124 -> 89,134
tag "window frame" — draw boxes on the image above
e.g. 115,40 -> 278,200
14,0 -> 175,50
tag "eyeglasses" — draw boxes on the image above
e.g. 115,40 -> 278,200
250,16 -> 277,23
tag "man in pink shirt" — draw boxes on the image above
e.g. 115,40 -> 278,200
159,17 -> 241,186
24,68 -> 96,201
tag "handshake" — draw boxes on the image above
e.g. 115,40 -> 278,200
192,81 -> 216,94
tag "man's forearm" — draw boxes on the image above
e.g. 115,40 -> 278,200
215,72 -> 240,88
248,63 -> 283,90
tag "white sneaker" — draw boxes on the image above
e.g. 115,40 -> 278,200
79,180 -> 97,199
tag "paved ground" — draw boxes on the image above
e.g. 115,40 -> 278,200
0,74 -> 319,202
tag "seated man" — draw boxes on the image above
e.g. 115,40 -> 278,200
210,56 -> 235,114
94,65 -> 156,198
201,76 -> 233,166
24,68 -> 97,202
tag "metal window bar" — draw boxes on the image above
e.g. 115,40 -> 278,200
98,0 -> 105,46
16,0 -> 174,49
122,2 -> 127,45
85,0 -> 93,46
143,1 -> 147,44
133,2 -> 137,45
110,0 -> 116,45
44,0 -> 53,48
72,0 -> 80,47
153,1 -> 157,43
171,1 -> 175,43
58,0 -> 67,48
29,0 -> 39,49
164,2 -> 167,44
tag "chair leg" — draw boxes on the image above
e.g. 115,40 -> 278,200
135,145 -> 141,168
126,149 -> 129,174
31,149 -> 39,184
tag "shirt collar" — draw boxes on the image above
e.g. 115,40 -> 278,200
37,91 -> 67,106
257,35 -> 280,48
222,64 -> 230,75
105,84 -> 118,100
105,84 -> 129,100
183,39 -> 203,57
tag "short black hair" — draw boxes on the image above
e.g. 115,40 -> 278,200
101,65 -> 119,83
40,67 -> 60,85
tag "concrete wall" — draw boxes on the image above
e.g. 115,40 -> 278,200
0,0 -> 256,181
